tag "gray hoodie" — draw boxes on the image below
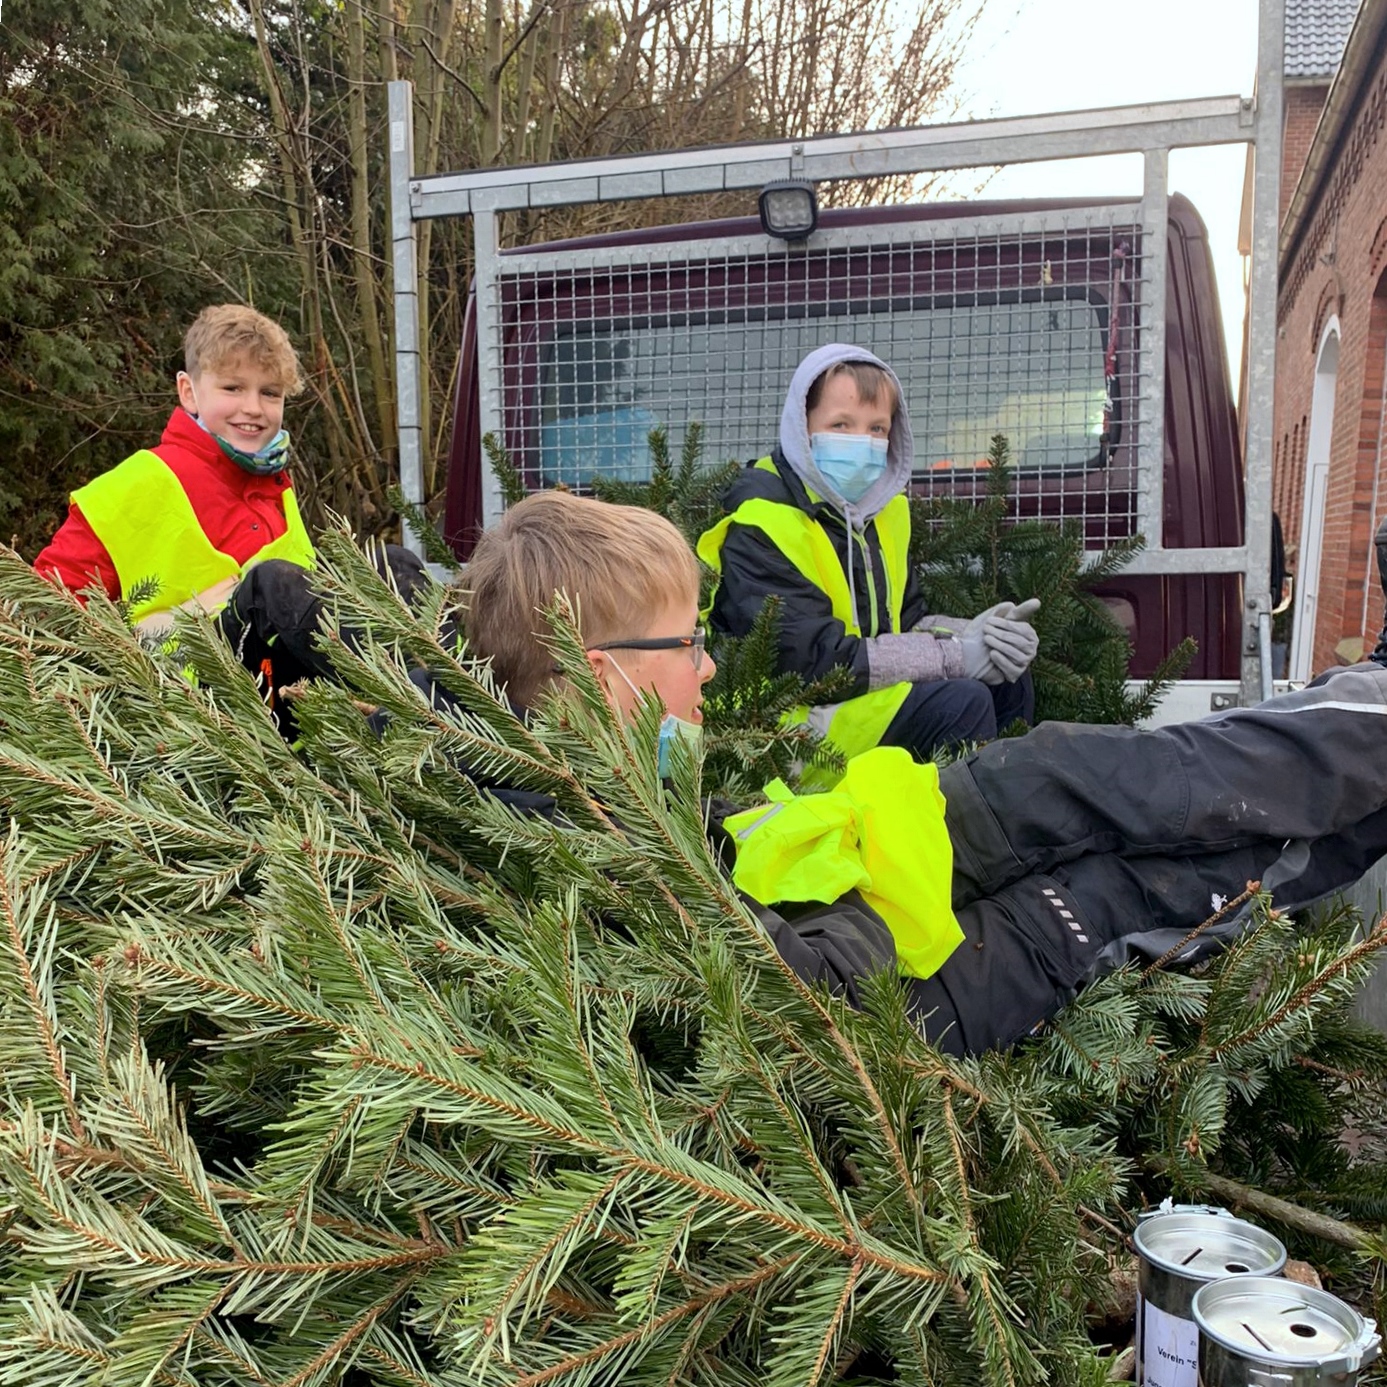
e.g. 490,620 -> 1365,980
777,342 -> 915,527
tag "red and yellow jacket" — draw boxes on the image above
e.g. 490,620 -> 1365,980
35,408 -> 313,619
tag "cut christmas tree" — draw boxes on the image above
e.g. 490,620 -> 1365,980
0,535 -> 1383,1386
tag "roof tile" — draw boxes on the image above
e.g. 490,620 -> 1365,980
1285,0 -> 1362,78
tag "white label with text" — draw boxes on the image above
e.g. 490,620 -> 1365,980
1139,1294 -> 1199,1387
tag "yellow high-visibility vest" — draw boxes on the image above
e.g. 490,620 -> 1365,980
697,458 -> 916,768
75,450 -> 316,623
724,746 -> 962,979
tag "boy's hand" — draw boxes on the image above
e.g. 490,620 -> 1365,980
959,603 -> 1012,684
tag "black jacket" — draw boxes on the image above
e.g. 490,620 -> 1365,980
706,452 -> 928,695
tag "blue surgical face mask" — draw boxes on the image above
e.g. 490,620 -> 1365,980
656,712 -> 704,778
809,433 -> 889,504
186,381 -> 292,476
607,657 -> 704,778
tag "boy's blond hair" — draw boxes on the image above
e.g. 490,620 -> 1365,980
463,490 -> 700,707
805,360 -> 897,417
183,304 -> 304,395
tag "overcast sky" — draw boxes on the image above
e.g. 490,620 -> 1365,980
947,0 -> 1262,389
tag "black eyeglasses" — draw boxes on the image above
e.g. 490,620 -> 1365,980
590,626 -> 707,671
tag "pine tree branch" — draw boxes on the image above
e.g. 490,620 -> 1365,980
941,1086 -> 1021,1387
808,1255 -> 862,1385
131,1281 -> 235,1387
751,1071 -> 859,1237
483,1172 -> 632,1338
1140,882 -> 1261,980
278,1282 -> 417,1387
1144,1158 -> 1375,1251
343,1038 -> 951,1289
615,1153 -> 948,1284
109,1065 -> 243,1254
940,1087 -> 977,1240
512,1257 -> 801,1387
359,1342 -> 434,1387
1206,918 -> 1387,1064
276,1095 -> 365,1221
116,948 -> 351,1035
0,848 -> 86,1141
192,1327 -> 274,1386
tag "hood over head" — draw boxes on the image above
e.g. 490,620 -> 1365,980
778,342 -> 914,524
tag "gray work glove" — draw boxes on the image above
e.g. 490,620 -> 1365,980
958,602 -> 1012,685
982,597 -> 1041,682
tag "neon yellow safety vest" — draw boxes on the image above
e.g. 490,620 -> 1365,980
75,450 -> 316,624
724,746 -> 963,979
697,458 -> 916,767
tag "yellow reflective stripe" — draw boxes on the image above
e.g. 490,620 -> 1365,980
875,494 -> 911,632
75,451 -> 315,623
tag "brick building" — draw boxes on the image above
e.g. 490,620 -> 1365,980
1271,0 -> 1387,678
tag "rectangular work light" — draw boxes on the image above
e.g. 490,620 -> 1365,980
759,181 -> 819,241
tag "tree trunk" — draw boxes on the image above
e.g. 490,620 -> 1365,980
345,0 -> 396,477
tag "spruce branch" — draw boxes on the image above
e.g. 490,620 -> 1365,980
1140,881 -> 1262,979
484,432 -> 529,508
1205,916 -> 1387,1066
1144,1157 -> 1378,1252
4,530 -> 1383,1383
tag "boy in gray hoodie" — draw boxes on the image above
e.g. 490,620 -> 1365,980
698,343 -> 1040,765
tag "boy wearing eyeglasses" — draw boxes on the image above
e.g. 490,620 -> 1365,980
453,487 -> 1387,1057
457,486 -> 899,1006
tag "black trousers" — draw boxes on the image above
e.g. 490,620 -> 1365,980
907,666 -> 1387,1055
881,672 -> 1034,762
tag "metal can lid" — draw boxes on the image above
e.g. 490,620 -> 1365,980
1133,1211 -> 1286,1281
1193,1277 -> 1382,1371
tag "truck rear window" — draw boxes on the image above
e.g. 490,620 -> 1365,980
535,290 -> 1112,486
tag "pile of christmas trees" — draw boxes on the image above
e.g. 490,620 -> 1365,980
0,495 -> 1385,1383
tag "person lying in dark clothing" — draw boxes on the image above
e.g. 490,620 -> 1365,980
424,488 -> 1387,1057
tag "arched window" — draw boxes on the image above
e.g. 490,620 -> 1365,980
1289,316 -> 1340,682
1353,271 -> 1387,647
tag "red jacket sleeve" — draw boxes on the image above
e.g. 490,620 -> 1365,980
33,502 -> 121,602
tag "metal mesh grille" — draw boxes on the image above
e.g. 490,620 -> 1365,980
479,208 -> 1148,544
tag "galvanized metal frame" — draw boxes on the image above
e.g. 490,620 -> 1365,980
1244,0 -> 1285,701
387,82 -> 423,556
408,96 -> 1253,217
475,203 -> 1151,534
388,0 -> 1284,705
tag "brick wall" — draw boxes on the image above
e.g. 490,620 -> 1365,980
1282,84 -> 1330,222
1275,52 -> 1387,671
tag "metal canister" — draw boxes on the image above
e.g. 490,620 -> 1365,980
1133,1205 -> 1287,1387
1194,1276 -> 1381,1387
